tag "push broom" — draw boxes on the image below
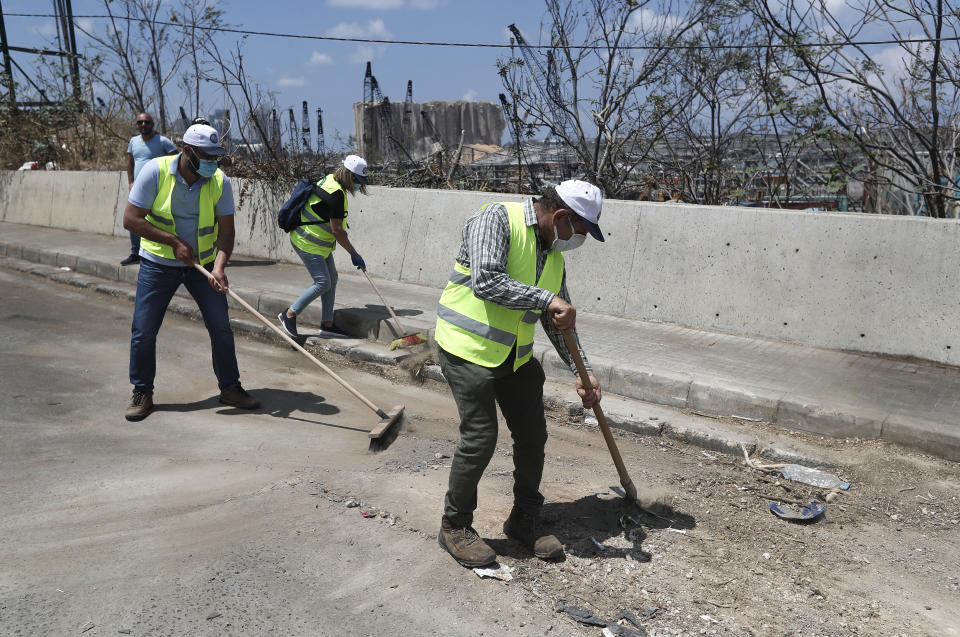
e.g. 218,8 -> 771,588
193,264 -> 403,451
360,270 -> 427,350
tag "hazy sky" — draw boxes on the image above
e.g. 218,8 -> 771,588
5,0 -> 551,148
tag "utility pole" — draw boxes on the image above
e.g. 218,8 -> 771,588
0,0 -> 17,108
62,0 -> 81,101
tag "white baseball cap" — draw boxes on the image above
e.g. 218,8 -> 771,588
343,154 -> 368,184
182,124 -> 227,156
555,179 -> 604,242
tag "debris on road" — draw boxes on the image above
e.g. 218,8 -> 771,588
79,622 -> 95,633
345,499 -> 360,508
779,464 -> 850,490
555,601 -> 608,626
472,563 -> 514,582
205,612 -> 222,620
602,625 -> 647,637
590,537 -> 610,551
769,500 -> 825,521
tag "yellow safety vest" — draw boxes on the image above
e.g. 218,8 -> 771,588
140,155 -> 224,265
290,174 -> 348,257
435,202 -> 565,371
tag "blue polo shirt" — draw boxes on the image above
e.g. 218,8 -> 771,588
128,154 -> 235,267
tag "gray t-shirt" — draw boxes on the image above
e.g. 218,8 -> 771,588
128,154 -> 235,267
127,134 -> 177,179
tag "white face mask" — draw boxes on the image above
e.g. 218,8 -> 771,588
551,214 -> 587,252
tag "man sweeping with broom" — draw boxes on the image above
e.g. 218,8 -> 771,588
434,180 -> 604,568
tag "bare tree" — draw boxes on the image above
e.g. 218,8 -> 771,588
497,0 -> 704,196
76,0 -> 221,133
660,1 -> 761,204
751,0 -> 960,216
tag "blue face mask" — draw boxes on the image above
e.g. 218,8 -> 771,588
187,148 -> 218,178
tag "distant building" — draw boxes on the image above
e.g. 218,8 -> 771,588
354,99 -> 505,162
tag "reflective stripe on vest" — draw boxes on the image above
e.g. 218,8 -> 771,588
140,155 -> 223,265
435,202 -> 564,371
290,174 -> 347,257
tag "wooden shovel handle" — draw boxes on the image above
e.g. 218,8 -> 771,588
562,329 -> 637,500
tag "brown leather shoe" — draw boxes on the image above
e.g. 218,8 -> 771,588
438,517 -> 496,568
503,506 -> 564,560
125,391 -> 154,421
219,384 -> 260,409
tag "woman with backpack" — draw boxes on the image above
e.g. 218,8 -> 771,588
277,155 -> 369,338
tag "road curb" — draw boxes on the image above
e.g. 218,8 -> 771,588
2,245 -> 958,463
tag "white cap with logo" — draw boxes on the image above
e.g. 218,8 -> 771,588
343,154 -> 369,184
182,124 -> 227,156
555,179 -> 604,242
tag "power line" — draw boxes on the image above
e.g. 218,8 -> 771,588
6,11 -> 960,51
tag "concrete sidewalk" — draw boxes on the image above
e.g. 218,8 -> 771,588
2,221 -> 959,461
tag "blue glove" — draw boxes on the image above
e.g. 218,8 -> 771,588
350,252 -> 366,271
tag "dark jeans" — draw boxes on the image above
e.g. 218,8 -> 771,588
129,231 -> 141,254
129,258 -> 240,393
438,346 -> 548,528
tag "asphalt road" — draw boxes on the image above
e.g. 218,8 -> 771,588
0,269 -> 580,636
4,267 -> 959,636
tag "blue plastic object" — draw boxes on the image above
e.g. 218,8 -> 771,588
769,500 -> 825,521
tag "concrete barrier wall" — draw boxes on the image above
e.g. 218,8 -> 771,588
2,170 -> 958,366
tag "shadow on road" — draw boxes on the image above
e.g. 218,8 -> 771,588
486,493 -> 696,564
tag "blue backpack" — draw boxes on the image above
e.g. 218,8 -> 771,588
277,178 -> 321,232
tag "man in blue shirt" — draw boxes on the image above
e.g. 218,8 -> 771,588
122,112 -> 177,265
122,123 -> 260,421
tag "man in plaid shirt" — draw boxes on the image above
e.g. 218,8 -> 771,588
434,180 -> 604,568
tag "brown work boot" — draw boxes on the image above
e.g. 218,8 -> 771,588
219,383 -> 260,410
438,517 -> 496,568
503,506 -> 564,560
125,391 -> 154,422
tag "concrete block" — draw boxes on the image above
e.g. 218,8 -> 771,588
607,363 -> 691,408
756,445 -> 823,467
36,249 -> 59,266
541,350 -> 576,381
306,336 -> 364,356
255,293 -> 287,320
348,343 -> 409,365
225,289 -> 262,316
118,265 -> 140,285
56,252 -> 78,269
48,171 -> 121,235
20,245 -> 41,263
95,260 -> 121,281
775,397 -> 884,439
229,317 -> 268,338
662,420 -> 757,457
882,414 -> 960,462
604,413 -> 664,437
2,243 -> 21,258
334,307 -> 381,339
688,380 -> 780,422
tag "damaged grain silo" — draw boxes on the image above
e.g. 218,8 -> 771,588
353,99 -> 506,163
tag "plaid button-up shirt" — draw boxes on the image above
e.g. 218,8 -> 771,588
452,198 -> 590,375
